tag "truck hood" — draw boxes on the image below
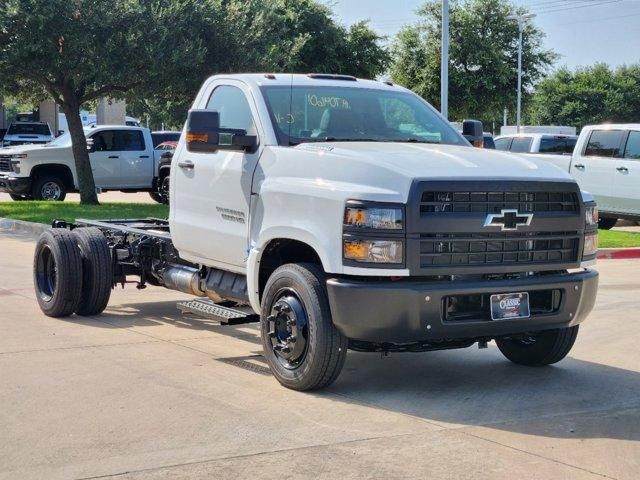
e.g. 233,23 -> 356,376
0,143 -> 49,155
294,141 -> 575,182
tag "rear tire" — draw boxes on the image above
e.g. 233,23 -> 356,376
33,229 -> 83,317
72,227 -> 113,316
598,217 -> 617,230
148,191 -> 164,204
261,263 -> 348,391
496,325 -> 579,366
32,175 -> 67,201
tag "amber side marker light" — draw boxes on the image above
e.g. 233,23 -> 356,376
187,132 -> 208,143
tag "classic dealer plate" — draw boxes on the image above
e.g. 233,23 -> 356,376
490,292 -> 530,320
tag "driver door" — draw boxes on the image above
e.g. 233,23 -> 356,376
171,82 -> 262,270
88,130 -> 122,188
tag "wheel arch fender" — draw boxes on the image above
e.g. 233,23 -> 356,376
30,164 -> 76,190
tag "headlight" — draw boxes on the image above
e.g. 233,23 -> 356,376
343,239 -> 403,264
344,205 -> 403,230
583,232 -> 598,258
585,205 -> 598,227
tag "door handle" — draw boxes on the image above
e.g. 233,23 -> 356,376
178,160 -> 194,170
108,155 -> 119,159
616,166 -> 629,173
573,163 -> 585,170
139,155 -> 150,159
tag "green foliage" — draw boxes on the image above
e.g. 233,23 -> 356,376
598,229 -> 640,249
528,64 -> 640,130
127,0 -> 390,130
389,0 -> 556,125
0,201 -> 168,224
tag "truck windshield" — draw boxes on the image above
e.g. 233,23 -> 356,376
260,86 -> 466,147
7,123 -> 51,136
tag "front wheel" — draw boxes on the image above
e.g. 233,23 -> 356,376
496,325 -> 579,366
32,175 -> 67,201
261,263 -> 348,391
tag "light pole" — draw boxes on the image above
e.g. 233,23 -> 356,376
441,0 -> 449,119
507,13 -> 535,133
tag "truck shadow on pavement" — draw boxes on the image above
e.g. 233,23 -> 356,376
62,300 -> 639,442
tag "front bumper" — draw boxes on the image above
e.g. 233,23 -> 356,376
0,175 -> 31,195
327,269 -> 598,343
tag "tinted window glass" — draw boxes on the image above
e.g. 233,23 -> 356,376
585,130 -> 625,157
261,86 -> 465,146
206,85 -> 255,133
494,137 -> 511,151
91,130 -> 145,152
7,123 -> 51,135
510,137 -> 533,153
624,131 -> 640,159
483,135 -> 495,149
151,132 -> 181,148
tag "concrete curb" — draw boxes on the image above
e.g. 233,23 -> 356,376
597,248 -> 640,260
0,217 -> 48,238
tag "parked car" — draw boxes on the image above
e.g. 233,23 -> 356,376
0,125 -> 169,202
31,73 -> 598,391
155,140 -> 178,151
1,121 -> 54,147
494,133 -> 577,155
151,131 -> 181,148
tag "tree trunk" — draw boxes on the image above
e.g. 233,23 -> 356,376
62,101 -> 99,205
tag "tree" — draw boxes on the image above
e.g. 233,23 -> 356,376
389,0 -> 556,126
0,0 -> 204,204
528,63 -> 640,130
127,0 -> 390,130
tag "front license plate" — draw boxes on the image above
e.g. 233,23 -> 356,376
490,292 -> 530,320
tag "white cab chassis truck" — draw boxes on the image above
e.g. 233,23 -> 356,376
32,74 -> 599,390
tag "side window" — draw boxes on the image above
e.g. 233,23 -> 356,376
584,130 -> 625,158
206,85 -> 256,134
509,136 -> 533,153
539,137 -> 566,154
494,137 -> 512,151
565,137 -> 577,154
90,131 -> 116,152
624,131 -> 640,159
113,130 -> 145,151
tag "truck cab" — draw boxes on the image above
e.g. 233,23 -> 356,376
32,74 -> 599,391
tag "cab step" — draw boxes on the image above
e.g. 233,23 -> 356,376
176,298 -> 259,325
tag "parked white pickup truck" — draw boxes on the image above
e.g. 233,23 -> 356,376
1,121 -> 55,147
31,74 -> 599,391
0,125 -> 171,202
505,125 -> 640,229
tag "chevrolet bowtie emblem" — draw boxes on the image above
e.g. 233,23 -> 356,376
484,209 -> 533,231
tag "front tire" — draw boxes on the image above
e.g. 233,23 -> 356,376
598,217 -> 617,230
261,263 -> 348,391
32,175 -> 67,201
72,227 -> 113,316
496,325 -> 579,366
33,229 -> 83,317
9,194 -> 31,201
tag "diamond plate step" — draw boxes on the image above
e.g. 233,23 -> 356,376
177,299 -> 259,324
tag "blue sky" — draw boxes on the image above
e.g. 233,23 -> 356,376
328,0 -> 640,70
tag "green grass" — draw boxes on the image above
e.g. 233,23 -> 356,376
0,201 -> 168,224
598,229 -> 640,249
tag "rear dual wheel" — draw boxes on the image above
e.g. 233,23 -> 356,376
33,227 -> 112,317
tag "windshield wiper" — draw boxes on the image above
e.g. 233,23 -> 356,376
397,138 -> 441,144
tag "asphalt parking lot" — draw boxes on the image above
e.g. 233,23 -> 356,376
1,230 -> 639,480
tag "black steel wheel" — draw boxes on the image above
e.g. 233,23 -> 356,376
261,263 -> 348,391
73,227 -> 113,316
33,229 -> 83,317
496,326 -> 579,366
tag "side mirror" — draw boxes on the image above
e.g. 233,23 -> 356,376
186,109 -> 257,153
86,138 -> 95,153
462,119 -> 484,147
